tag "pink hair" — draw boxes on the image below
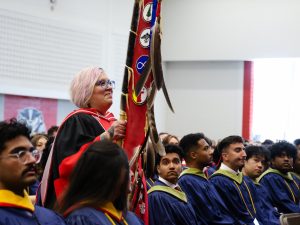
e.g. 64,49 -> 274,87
70,67 -> 104,108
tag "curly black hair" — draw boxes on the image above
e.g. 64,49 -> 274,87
0,118 -> 31,153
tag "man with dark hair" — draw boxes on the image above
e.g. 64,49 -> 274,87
0,119 -> 65,225
210,135 -> 260,225
258,141 -> 300,213
242,145 -> 280,225
148,144 -> 199,225
47,125 -> 59,138
178,133 -> 235,225
294,139 -> 300,151
292,143 -> 300,180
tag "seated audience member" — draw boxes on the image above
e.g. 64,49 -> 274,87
178,133 -> 236,225
258,141 -> 300,213
292,142 -> 300,181
146,133 -> 180,190
31,134 -> 48,152
58,140 -> 143,225
203,136 -> 218,177
148,145 -> 199,225
0,119 -> 65,225
262,139 -> 274,146
242,145 -> 280,225
210,135 -> 260,225
162,134 -> 179,145
158,132 -> 169,141
48,126 -> 59,138
30,133 -> 49,195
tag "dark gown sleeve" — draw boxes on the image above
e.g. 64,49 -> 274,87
210,175 -> 256,225
179,175 -> 235,225
148,190 -> 199,225
260,173 -> 300,213
53,113 -> 105,166
255,184 -> 280,225
34,206 -> 66,225
43,113 -> 106,208
125,211 -> 144,225
65,215 -> 99,225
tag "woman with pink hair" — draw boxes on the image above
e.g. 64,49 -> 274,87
40,67 -> 126,209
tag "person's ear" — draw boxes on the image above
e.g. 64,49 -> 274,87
156,164 -> 161,175
190,151 -> 197,160
221,152 -> 228,162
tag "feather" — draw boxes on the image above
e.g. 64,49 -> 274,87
150,18 -> 163,90
143,139 -> 156,178
147,105 -> 165,156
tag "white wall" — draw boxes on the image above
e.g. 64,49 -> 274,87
157,61 -> 244,140
3,0 -> 292,139
162,0 -> 300,61
0,0 -> 131,104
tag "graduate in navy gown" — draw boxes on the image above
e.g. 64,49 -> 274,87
0,119 -> 65,225
258,141 -> 300,214
178,133 -> 236,225
210,136 -> 260,225
242,145 -> 280,225
148,144 -> 199,225
58,140 -> 143,225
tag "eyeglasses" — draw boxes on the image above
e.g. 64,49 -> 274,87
0,148 -> 42,164
95,80 -> 115,89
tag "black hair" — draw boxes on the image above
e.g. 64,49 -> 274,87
294,139 -> 300,147
213,135 -> 244,167
269,141 -> 297,160
0,118 -> 31,153
179,133 -> 206,160
262,139 -> 274,146
156,144 -> 183,167
47,126 -> 59,137
245,145 -> 269,161
58,140 -> 129,214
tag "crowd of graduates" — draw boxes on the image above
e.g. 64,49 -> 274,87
147,133 -> 300,225
1,66 -> 300,225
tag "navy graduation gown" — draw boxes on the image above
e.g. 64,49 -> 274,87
258,168 -> 300,213
178,168 -> 236,225
253,181 -> 280,225
0,206 -> 65,225
148,180 -> 200,225
210,170 -> 259,225
66,207 -> 143,225
0,189 -> 65,225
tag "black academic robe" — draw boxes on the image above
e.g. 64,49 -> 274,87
40,108 -> 115,208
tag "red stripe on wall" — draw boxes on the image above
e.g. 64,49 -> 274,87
242,61 -> 254,140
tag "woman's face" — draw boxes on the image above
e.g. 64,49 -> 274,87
89,73 -> 113,114
36,137 -> 47,152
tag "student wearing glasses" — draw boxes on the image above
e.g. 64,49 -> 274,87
0,119 -> 65,225
40,67 -> 127,209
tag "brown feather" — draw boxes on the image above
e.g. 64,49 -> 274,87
147,105 -> 165,156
